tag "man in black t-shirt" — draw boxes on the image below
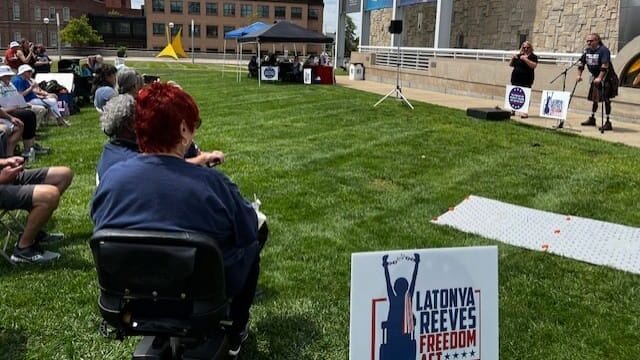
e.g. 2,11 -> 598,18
577,33 -> 619,131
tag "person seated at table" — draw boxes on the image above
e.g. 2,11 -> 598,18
248,56 -> 259,78
12,65 -> 69,127
92,64 -> 117,112
91,82 -> 267,357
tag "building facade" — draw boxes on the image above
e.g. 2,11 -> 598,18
0,0 -> 142,49
144,0 -> 325,53
360,0 -> 640,54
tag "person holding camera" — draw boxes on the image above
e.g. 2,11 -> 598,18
509,41 -> 538,118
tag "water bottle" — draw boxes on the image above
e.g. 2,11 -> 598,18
28,147 -> 35,163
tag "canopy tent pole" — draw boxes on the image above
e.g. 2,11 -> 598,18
222,40 -> 226,78
294,43 -> 297,57
258,42 -> 261,87
238,43 -> 243,82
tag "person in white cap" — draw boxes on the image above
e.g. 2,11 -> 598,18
12,64 -> 70,126
4,41 -> 22,71
0,65 -> 46,157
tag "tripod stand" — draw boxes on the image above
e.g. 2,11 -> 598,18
374,43 -> 413,109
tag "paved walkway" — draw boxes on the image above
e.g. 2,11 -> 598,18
336,76 -> 640,148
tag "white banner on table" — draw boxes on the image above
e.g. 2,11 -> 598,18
349,247 -> 499,360
303,68 -> 312,84
260,66 -> 279,81
539,90 -> 571,120
503,85 -> 531,114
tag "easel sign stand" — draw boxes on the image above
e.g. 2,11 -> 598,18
549,57 -> 582,128
374,20 -> 414,110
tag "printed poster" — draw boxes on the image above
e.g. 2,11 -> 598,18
350,247 -> 499,360
260,66 -> 279,81
539,90 -> 571,120
503,85 -> 531,114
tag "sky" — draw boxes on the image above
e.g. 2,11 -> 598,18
129,0 -> 359,35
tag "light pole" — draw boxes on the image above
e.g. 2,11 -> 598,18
56,13 -> 61,61
167,22 -> 174,45
43,17 -> 49,47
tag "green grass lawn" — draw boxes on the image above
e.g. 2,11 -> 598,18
1,61 -> 639,359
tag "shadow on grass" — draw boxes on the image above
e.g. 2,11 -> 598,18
242,314 -> 320,359
0,232 -> 94,278
0,327 -> 27,360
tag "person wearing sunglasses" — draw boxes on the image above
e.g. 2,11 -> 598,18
509,41 -> 538,119
577,33 -> 619,131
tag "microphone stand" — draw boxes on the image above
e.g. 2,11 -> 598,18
550,57 -> 582,128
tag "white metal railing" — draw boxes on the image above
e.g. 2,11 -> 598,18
358,46 -> 595,71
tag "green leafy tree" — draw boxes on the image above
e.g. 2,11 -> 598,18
345,15 -> 358,57
59,15 -> 103,46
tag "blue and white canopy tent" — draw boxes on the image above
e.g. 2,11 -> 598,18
237,21 -> 334,86
222,22 -> 270,80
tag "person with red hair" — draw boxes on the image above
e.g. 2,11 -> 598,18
91,82 -> 266,357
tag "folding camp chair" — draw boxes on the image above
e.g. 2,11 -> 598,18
0,210 -> 24,264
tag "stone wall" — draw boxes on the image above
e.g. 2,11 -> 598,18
369,9 -> 394,46
368,0 -> 620,53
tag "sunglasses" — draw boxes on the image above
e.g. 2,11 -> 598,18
586,39 -> 594,43
195,117 -> 202,129
522,46 -> 531,49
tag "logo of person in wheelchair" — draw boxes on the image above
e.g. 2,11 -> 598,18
378,253 -> 420,360
374,253 -> 480,360
263,67 -> 276,79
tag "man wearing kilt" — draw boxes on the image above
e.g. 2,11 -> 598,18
577,33 -> 619,131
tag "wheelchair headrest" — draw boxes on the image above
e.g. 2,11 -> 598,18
90,229 -> 226,301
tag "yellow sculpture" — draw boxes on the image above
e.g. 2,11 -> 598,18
157,27 -> 188,60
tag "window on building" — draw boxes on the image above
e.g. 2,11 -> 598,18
171,1 -> 184,13
206,2 -> 217,15
14,32 -> 21,41
223,26 -> 235,36
13,2 -> 20,20
518,33 -> 527,45
291,7 -> 302,19
63,7 -> 70,21
206,25 -> 218,38
257,5 -> 268,18
153,23 -> 165,35
34,7 -> 41,21
308,8 -> 319,20
49,7 -> 56,19
223,3 -> 235,16
96,20 -> 113,34
133,22 -> 145,37
275,6 -> 285,18
189,2 -> 200,14
188,24 -> 201,37
152,0 -> 165,12
49,32 -> 57,47
240,4 -> 252,17
35,31 -> 43,44
116,22 -> 130,35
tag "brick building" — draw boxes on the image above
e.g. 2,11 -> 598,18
144,0 -> 325,53
0,0 -> 142,49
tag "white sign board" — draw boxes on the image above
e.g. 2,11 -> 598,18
260,66 -> 279,81
304,68 -> 312,84
539,90 -> 571,120
350,246 -> 498,360
503,85 -> 531,114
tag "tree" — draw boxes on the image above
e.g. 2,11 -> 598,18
60,15 -> 103,46
345,15 -> 358,57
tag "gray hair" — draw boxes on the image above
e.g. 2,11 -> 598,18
117,68 -> 143,95
100,94 -> 135,137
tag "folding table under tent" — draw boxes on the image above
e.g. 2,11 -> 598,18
237,21 -> 334,86
222,22 -> 270,80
